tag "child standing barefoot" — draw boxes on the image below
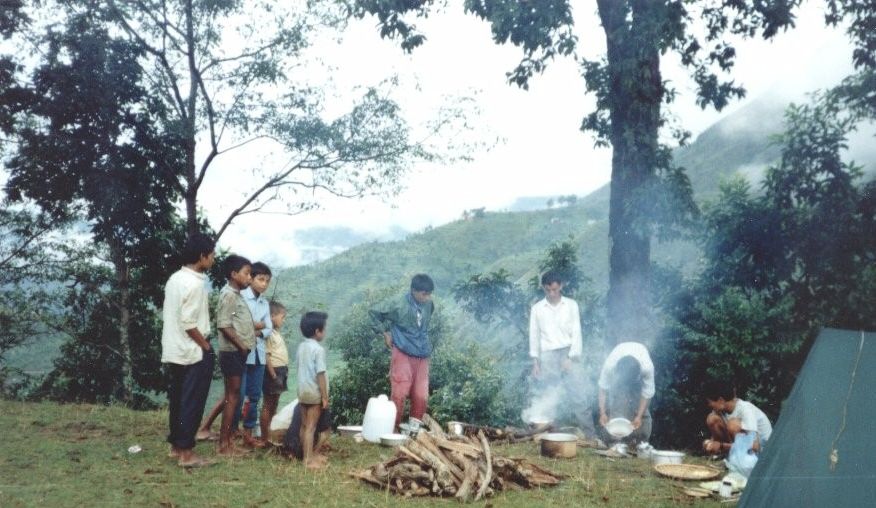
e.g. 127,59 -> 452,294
295,311 -> 330,469
260,301 -> 289,443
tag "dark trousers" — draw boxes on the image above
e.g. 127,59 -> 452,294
166,350 -> 215,450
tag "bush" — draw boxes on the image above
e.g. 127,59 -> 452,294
652,286 -> 807,449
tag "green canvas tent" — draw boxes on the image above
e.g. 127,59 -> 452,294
739,328 -> 876,507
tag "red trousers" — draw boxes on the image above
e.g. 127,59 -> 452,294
390,346 -> 430,427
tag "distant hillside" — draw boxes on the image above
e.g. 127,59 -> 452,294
11,94 -> 860,370
272,97 -> 794,341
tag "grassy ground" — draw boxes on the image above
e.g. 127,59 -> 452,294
0,400 -> 727,507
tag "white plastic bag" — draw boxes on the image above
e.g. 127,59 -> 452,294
270,399 -> 298,431
727,431 -> 759,478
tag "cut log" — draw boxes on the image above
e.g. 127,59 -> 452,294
421,413 -> 448,439
416,432 -> 466,484
436,438 -> 482,459
398,445 -> 426,465
455,461 -> 478,502
474,431 -> 493,501
406,439 -> 455,490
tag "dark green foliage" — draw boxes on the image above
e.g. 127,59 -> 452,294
0,207 -> 75,397
453,269 -> 529,341
3,8 -> 187,404
653,92 -> 876,448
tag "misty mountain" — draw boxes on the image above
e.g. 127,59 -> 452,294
292,225 -> 410,265
270,96 -> 812,341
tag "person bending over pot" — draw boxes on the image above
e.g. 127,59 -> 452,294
597,342 -> 655,444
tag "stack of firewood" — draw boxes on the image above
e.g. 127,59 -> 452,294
458,422 -> 549,443
350,415 -> 564,502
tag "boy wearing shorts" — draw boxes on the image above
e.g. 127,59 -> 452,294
215,254 -> 256,457
260,301 -> 289,443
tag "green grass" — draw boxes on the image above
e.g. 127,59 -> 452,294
0,399 -> 725,507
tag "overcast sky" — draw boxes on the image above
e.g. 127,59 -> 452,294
202,0 -> 856,268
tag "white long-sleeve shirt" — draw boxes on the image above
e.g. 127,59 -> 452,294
529,296 -> 583,359
161,267 -> 211,365
598,342 -> 655,399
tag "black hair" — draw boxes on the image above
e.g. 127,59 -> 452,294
612,355 -> 643,395
180,233 -> 215,265
269,300 -> 287,316
251,261 -> 272,278
541,270 -> 563,286
703,380 -> 736,401
223,254 -> 251,279
300,311 -> 328,338
410,273 -> 434,292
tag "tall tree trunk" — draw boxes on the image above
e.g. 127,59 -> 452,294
108,240 -> 134,404
599,0 -> 663,345
185,149 -> 197,237
184,0 -> 199,237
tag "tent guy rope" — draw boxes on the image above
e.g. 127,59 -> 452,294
828,330 -> 865,472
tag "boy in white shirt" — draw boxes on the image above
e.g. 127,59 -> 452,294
703,381 -> 772,455
161,233 -> 216,468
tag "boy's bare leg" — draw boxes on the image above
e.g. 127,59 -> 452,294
218,375 -> 246,455
301,404 -> 324,469
241,427 -> 265,448
260,394 -> 279,444
315,429 -> 331,453
197,399 -> 224,440
704,412 -> 731,454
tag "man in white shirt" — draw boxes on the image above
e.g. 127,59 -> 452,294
597,341 -> 655,444
528,271 -> 595,436
161,233 -> 216,468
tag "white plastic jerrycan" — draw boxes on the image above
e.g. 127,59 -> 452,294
362,394 -> 396,443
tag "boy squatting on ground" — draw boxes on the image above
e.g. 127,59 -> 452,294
259,300 -> 289,442
282,311 -> 331,468
196,262 -> 272,446
369,274 -> 436,429
160,233 -> 217,468
702,380 -> 773,455
215,254 -> 257,457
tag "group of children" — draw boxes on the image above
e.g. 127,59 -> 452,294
161,233 -> 330,468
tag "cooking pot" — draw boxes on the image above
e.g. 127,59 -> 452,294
526,417 -> 553,431
539,433 -> 577,459
447,421 -> 465,436
650,450 -> 685,465
379,433 -> 408,447
337,425 -> 363,437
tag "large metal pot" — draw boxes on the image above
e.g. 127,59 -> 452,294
447,421 -> 465,436
650,450 -> 685,465
539,433 -> 577,459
